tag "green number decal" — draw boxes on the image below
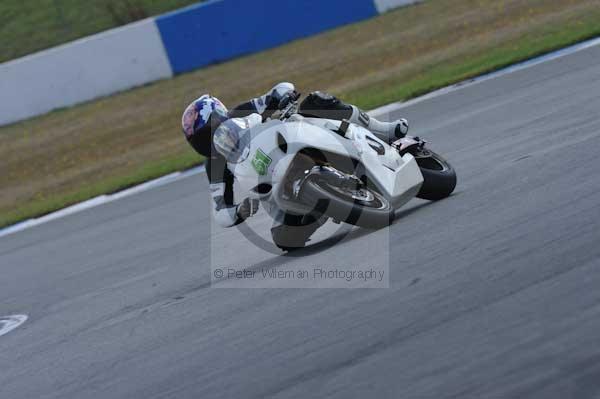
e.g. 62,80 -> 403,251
251,148 -> 272,176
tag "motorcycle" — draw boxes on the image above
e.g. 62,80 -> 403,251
225,99 -> 456,230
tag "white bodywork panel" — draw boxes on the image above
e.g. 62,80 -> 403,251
230,115 -> 423,213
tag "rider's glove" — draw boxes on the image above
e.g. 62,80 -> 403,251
236,198 -> 260,221
394,118 -> 409,138
277,90 -> 301,110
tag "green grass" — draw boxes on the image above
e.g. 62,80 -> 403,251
3,152 -> 203,226
0,0 -> 202,63
345,16 -> 600,109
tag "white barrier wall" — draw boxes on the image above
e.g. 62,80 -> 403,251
0,19 -> 172,126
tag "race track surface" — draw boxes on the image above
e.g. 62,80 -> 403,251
2,44 -> 600,398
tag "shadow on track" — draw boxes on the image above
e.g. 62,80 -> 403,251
281,200 -> 437,258
209,200 -> 440,287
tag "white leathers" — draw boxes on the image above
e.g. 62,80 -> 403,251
209,113 -> 262,227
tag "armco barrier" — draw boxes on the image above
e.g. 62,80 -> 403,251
0,0 -> 419,126
155,0 -> 378,74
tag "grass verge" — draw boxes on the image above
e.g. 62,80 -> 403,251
1,0 -> 600,228
4,152 -> 203,226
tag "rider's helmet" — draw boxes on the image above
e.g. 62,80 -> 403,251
181,94 -> 229,157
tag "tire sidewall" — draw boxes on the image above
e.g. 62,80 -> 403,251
415,150 -> 457,201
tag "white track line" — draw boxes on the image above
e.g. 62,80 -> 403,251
2,36 -> 600,239
0,315 -> 28,337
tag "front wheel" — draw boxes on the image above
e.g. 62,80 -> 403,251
298,174 -> 394,229
415,149 -> 457,200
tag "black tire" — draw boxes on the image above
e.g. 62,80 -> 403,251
298,176 -> 394,229
415,150 -> 457,200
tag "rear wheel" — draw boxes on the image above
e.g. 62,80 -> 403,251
298,174 -> 394,229
415,149 -> 456,200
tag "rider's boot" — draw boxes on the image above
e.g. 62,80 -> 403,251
347,105 -> 409,144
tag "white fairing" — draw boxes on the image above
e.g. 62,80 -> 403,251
229,114 -> 423,216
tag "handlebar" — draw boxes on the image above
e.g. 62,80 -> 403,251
279,100 -> 299,121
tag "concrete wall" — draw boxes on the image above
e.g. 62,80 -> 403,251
0,19 -> 172,126
0,0 -> 420,126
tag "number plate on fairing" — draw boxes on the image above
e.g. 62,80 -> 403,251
251,148 -> 272,176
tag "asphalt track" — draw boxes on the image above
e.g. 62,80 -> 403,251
2,43 -> 600,398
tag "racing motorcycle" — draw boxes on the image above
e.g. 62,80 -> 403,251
223,99 -> 456,229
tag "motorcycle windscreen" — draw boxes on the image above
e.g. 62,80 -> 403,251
213,119 -> 252,163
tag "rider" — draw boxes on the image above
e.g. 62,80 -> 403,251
181,82 -> 409,250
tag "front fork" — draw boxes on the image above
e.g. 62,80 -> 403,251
292,165 -> 361,198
